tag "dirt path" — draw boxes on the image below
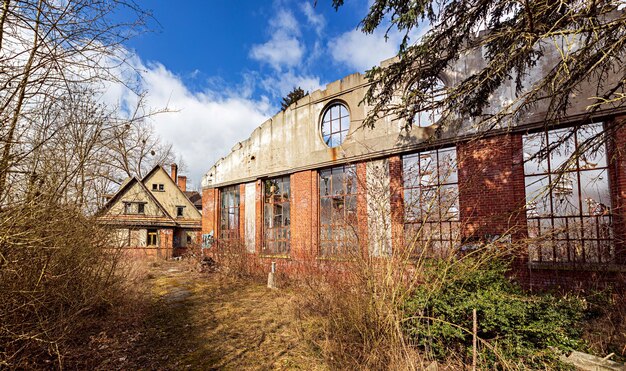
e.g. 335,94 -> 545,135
91,261 -> 325,370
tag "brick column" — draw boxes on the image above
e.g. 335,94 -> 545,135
291,170 -> 314,260
457,134 -> 527,240
202,188 -> 218,236
389,155 -> 405,254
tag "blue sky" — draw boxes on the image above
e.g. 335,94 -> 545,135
110,0 -> 406,188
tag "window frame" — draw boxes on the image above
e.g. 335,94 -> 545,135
320,102 -> 351,148
147,229 -> 158,246
522,123 -> 614,265
402,146 -> 460,257
176,205 -> 185,218
318,164 -> 359,258
262,176 -> 291,256
219,185 -> 240,243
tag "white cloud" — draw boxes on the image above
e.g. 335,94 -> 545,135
328,28 -> 403,72
261,71 -> 324,99
301,2 -> 325,35
102,56 -> 272,189
250,35 -> 304,70
250,10 -> 304,71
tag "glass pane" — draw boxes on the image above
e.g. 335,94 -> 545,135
551,172 -> 579,217
331,118 -> 341,134
331,170 -> 343,195
439,149 -> 458,184
320,198 -> 331,225
320,170 -> 331,196
330,104 -> 339,120
548,128 -> 576,172
523,132 -> 548,175
340,105 -> 349,118
525,175 -> 550,217
577,123 -> 607,169
580,169 -> 611,214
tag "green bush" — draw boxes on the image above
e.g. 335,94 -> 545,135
403,256 -> 586,369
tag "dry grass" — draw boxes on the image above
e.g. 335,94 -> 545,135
65,258 -> 326,370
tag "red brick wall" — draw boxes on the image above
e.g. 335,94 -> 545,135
202,188 -> 218,236
291,170 -> 314,260
197,126 -> 626,290
458,134 -> 527,240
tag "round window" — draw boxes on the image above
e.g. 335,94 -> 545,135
321,103 -> 350,148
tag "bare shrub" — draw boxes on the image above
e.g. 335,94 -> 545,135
213,240 -> 261,279
0,200 -> 132,368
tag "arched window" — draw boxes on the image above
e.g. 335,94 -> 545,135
321,103 -> 350,148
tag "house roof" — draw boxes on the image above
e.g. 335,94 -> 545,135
184,190 -> 202,210
98,176 -> 174,220
97,165 -> 201,228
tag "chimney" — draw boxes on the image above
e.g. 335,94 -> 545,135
177,176 -> 187,192
170,163 -> 178,182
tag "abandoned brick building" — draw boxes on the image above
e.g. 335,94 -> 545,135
201,50 -> 626,288
99,164 -> 202,258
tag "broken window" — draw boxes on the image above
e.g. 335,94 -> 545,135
158,184 -> 164,191
137,203 -> 145,214
321,103 -> 350,148
152,184 -> 158,191
523,123 -> 613,264
176,206 -> 184,217
319,165 -> 358,257
403,148 -> 460,257
408,78 -> 446,127
263,176 -> 291,255
147,229 -> 158,246
123,202 -> 131,214
219,185 -> 240,243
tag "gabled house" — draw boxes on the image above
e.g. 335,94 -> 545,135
98,164 -> 202,258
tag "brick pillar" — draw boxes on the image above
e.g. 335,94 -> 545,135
609,116 -> 626,264
457,134 -> 527,240
202,188 -> 219,256
202,188 -> 218,235
311,170 -> 320,258
389,155 -> 405,254
357,162 -> 369,257
291,170 -> 314,260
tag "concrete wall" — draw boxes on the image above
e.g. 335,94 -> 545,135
202,46 -> 625,189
